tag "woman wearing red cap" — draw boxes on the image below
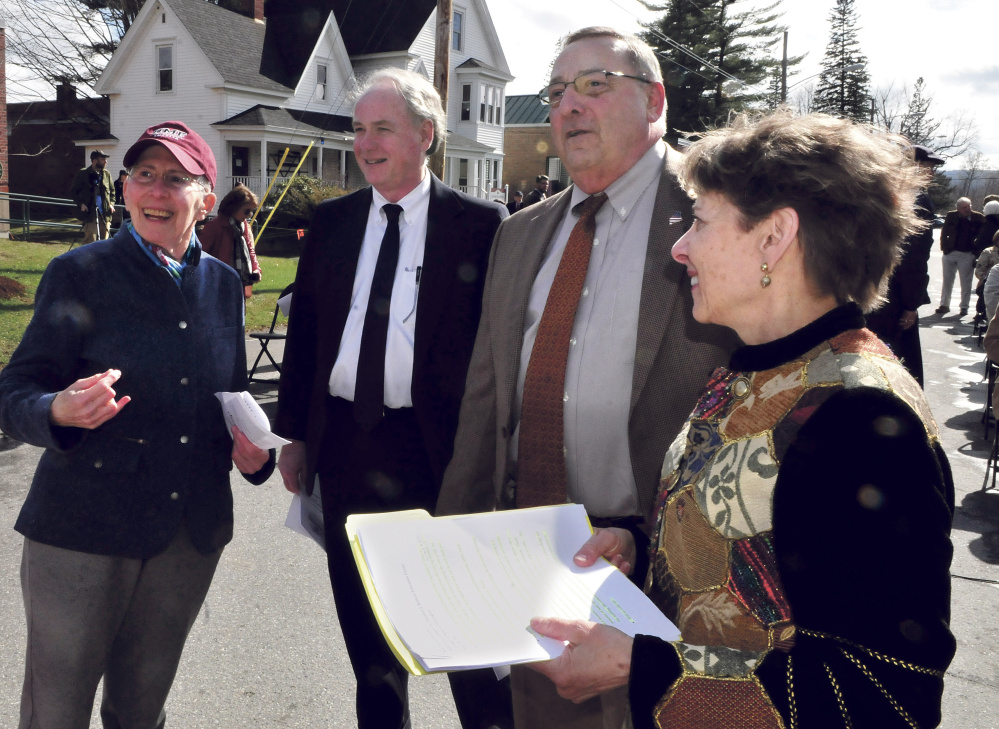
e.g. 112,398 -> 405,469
0,121 -> 274,728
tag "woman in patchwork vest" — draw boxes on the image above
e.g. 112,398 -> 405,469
529,112 -> 955,729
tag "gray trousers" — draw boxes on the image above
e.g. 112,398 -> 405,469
940,250 -> 976,309
18,526 -> 222,729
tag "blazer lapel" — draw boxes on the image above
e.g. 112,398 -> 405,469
317,188 -> 372,377
631,153 -> 695,411
414,176 -> 461,368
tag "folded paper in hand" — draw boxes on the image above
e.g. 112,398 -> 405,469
347,504 -> 680,675
214,391 -> 290,450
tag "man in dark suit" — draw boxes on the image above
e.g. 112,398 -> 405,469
936,195 -> 984,316
436,27 -> 735,729
522,174 -> 549,208
506,190 -> 524,215
273,68 -> 506,729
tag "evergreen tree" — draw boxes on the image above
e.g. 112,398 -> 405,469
640,0 -> 802,141
813,0 -> 871,122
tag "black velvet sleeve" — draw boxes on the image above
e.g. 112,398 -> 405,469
628,634 -> 682,729
757,387 -> 955,728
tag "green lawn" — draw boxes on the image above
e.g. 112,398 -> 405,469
0,238 -> 299,367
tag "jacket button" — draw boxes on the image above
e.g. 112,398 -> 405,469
170,492 -> 179,501
180,377 -> 189,385
178,321 -> 188,329
94,459 -> 103,468
180,435 -> 189,444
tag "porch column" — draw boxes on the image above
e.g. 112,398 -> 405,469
260,138 -> 268,198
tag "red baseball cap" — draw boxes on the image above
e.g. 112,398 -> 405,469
123,121 -> 217,188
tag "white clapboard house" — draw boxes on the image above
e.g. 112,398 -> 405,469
88,0 -> 512,198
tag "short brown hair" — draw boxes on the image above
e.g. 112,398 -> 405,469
678,112 -> 928,311
217,184 -> 259,218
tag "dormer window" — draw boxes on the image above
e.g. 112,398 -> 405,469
452,10 -> 464,52
317,64 -> 328,101
157,45 -> 173,92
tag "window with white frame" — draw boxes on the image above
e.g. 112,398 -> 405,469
157,45 -> 173,92
480,85 -> 486,122
487,87 -> 494,124
316,63 -> 328,101
452,10 -> 464,51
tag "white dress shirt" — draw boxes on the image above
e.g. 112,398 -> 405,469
510,142 -> 668,518
328,172 -> 432,408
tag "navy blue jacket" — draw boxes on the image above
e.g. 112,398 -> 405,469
0,228 -> 273,558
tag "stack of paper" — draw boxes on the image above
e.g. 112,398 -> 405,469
347,504 -> 680,675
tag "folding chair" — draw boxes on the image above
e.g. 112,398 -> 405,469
248,283 -> 293,384
983,358 -> 998,441
984,427 -> 999,492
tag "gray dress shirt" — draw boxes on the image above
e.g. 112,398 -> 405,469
510,142 -> 668,518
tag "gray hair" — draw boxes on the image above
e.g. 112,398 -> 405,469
560,27 -> 663,84
957,197 -> 972,206
352,68 -> 447,156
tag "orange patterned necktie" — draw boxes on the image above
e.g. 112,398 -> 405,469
517,192 -> 608,508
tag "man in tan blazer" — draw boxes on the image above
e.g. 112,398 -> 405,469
436,26 -> 736,729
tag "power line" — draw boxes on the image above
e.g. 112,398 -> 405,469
604,0 -> 746,86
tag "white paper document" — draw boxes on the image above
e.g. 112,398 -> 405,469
214,391 -> 290,450
284,481 -> 326,550
277,292 -> 293,317
350,504 -> 680,673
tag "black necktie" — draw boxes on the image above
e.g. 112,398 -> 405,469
353,203 -> 404,430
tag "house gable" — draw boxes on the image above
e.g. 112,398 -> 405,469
286,12 -> 356,114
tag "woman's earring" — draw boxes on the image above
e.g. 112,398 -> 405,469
760,262 -> 772,288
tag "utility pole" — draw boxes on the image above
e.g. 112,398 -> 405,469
780,31 -> 788,103
0,16 -> 9,239
429,0 -> 452,181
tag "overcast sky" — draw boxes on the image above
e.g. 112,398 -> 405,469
492,0 -> 997,169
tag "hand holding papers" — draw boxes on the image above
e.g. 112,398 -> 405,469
215,391 -> 290,450
347,504 -> 680,675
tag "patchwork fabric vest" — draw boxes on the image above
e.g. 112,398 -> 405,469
644,327 -> 938,728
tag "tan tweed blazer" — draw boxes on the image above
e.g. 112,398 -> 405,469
436,151 -> 737,527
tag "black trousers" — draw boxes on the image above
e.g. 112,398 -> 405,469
317,396 -> 437,729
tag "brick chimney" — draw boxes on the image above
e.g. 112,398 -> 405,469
56,80 -> 77,116
246,0 -> 264,21
0,16 -> 9,239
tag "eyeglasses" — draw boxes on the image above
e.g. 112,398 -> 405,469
127,168 -> 208,191
539,70 -> 652,106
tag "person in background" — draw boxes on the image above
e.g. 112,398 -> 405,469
937,195 -> 984,316
0,120 -> 273,729
866,143 -> 942,385
200,184 -> 262,300
521,174 -> 549,208
528,111 -> 954,729
70,149 -> 115,244
506,190 -> 524,215
112,169 -> 129,232
982,234 -> 999,323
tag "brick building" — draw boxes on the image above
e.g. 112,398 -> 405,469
7,83 -> 110,204
502,94 -> 568,195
